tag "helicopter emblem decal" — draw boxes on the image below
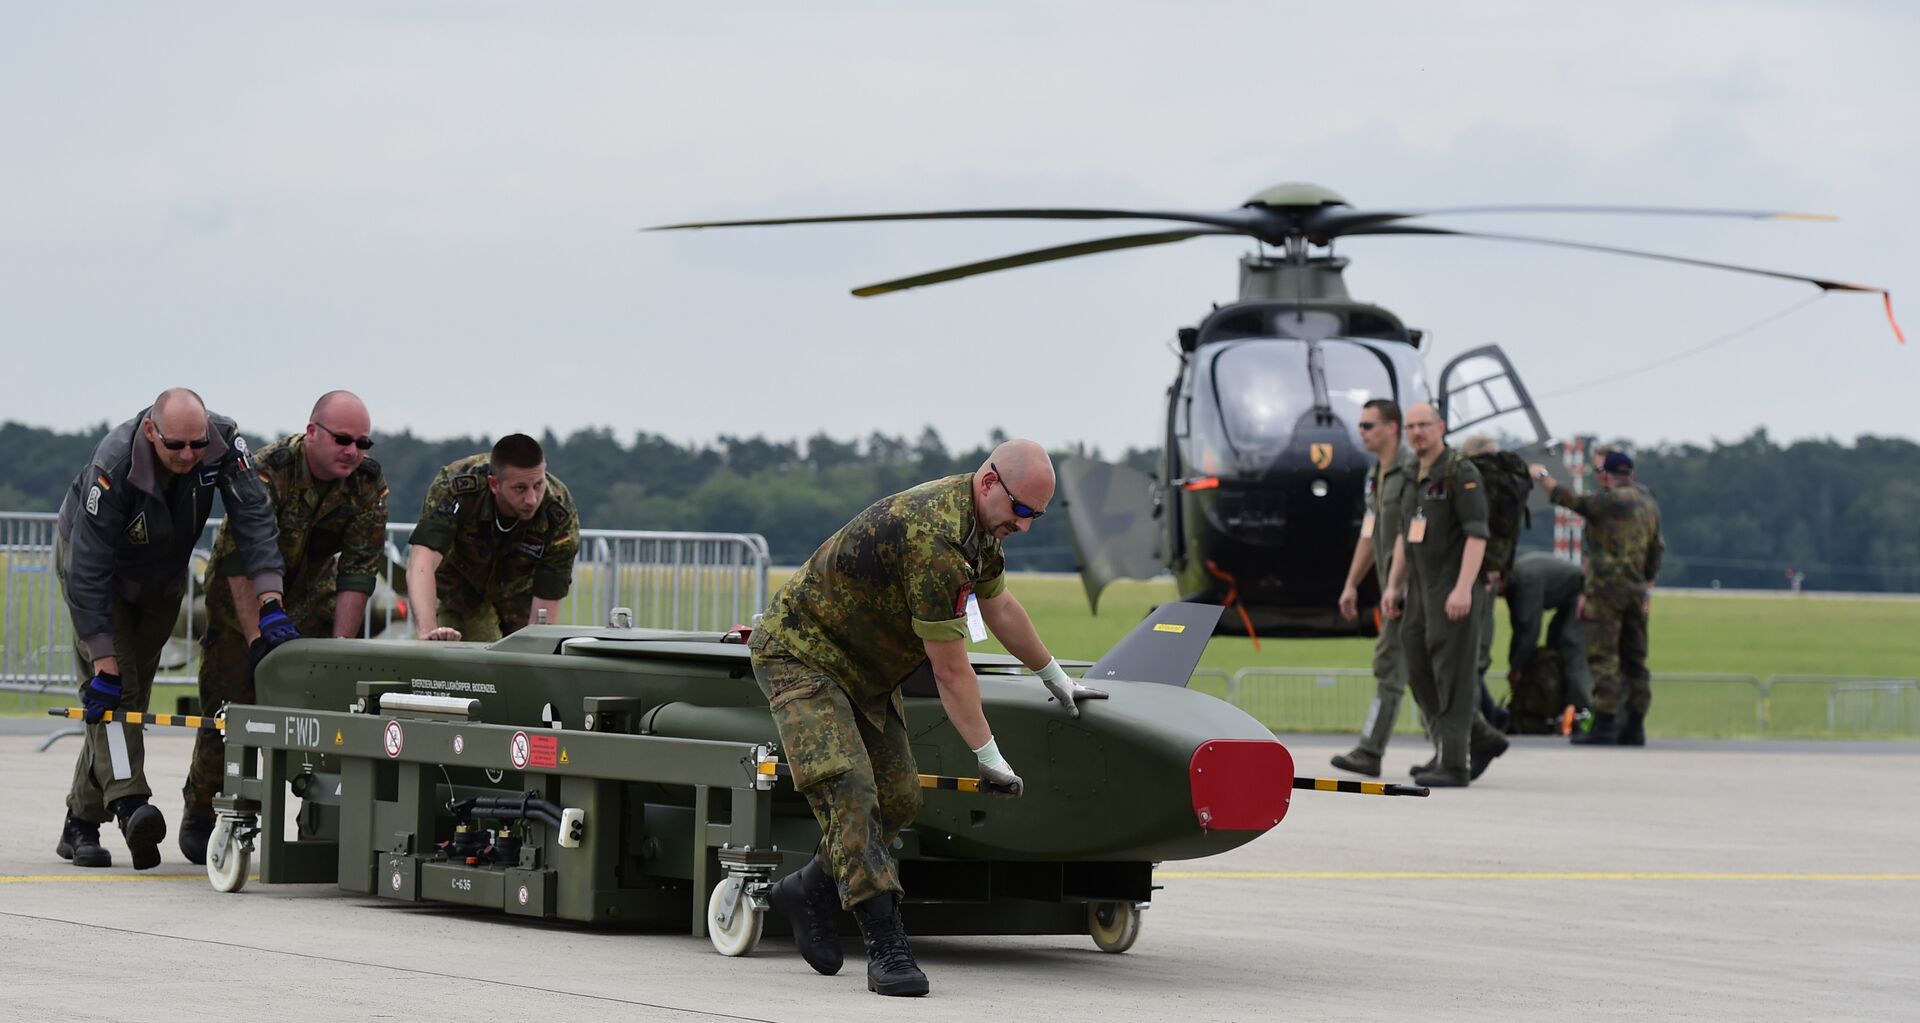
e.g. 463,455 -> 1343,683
1309,443 -> 1334,470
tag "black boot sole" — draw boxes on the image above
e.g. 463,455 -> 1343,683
120,804 -> 167,871
869,974 -> 930,997
768,874 -> 845,976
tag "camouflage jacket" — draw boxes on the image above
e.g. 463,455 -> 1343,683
206,434 -> 389,639
750,473 -> 1006,727
57,408 -> 283,660
407,454 -> 580,606
1550,480 -> 1664,600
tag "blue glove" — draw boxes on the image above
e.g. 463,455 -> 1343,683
82,671 -> 123,724
258,599 -> 301,649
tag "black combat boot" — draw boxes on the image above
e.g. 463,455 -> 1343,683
1618,711 -> 1647,747
852,892 -> 929,997
179,804 -> 216,866
1330,748 -> 1382,777
110,796 -> 166,871
769,858 -> 844,976
1408,753 -> 1438,778
1469,732 -> 1510,781
56,812 -> 112,868
1411,764 -> 1470,788
1571,712 -> 1619,745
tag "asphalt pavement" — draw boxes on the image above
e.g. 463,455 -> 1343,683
2,730 -> 1916,1022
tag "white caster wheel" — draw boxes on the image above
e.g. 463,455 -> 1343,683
707,875 -> 764,956
1088,901 -> 1141,953
206,817 -> 252,893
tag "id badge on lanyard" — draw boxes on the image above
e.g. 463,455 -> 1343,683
1407,511 -> 1428,544
964,593 -> 988,642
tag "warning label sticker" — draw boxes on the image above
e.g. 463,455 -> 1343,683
383,720 -> 404,759
509,731 -> 530,771
530,734 -> 559,769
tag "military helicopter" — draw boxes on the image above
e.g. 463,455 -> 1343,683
650,184 -> 1898,637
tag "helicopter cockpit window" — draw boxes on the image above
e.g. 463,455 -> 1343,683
1204,342 -> 1314,468
1319,341 -> 1396,424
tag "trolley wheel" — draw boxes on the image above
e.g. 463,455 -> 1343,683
1088,901 -> 1142,954
707,875 -> 764,956
206,817 -> 252,894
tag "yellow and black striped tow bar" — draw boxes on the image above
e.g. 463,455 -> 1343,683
48,707 -> 221,729
1294,776 -> 1429,797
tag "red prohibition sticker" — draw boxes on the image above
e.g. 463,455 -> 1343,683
383,720 -> 404,758
509,731 -> 530,770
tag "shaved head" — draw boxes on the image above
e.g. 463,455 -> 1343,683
305,390 -> 373,481
145,386 -> 210,474
310,389 -> 366,423
152,387 -> 205,420
975,439 -> 1056,539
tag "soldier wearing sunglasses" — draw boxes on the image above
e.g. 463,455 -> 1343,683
179,390 -> 388,864
53,388 -> 287,871
747,439 -> 1104,997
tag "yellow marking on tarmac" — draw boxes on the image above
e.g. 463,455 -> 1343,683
0,873 -> 254,884
1158,871 -> 1920,881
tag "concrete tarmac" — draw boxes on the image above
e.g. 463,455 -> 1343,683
3,730 -> 1916,1022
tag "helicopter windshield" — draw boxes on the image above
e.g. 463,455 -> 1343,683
1196,339 -> 1395,474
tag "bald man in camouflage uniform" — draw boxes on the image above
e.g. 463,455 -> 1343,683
406,434 -> 580,642
180,391 -> 389,863
748,439 -> 1103,997
1533,450 -> 1664,745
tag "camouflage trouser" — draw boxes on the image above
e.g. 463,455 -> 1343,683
1585,591 -> 1651,717
55,536 -> 182,823
1357,614 -> 1420,756
184,630 -> 250,807
1401,580 -> 1503,772
750,650 -> 921,910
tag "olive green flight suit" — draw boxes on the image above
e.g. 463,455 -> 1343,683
1398,447 -> 1504,774
1355,447 -> 1420,757
749,473 -> 1005,909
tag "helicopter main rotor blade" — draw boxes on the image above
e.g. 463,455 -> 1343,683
1344,224 -> 1885,293
850,229 -> 1237,297
648,207 -> 1260,234
1309,204 -> 1836,239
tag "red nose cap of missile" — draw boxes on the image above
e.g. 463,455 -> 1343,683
1189,739 -> 1293,832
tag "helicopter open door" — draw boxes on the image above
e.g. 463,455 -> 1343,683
1055,456 -> 1163,614
1436,345 -> 1569,488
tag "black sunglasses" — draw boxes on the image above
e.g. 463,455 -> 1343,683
152,424 -> 209,451
1358,421 -> 1378,432
312,421 -> 374,451
990,462 -> 1044,519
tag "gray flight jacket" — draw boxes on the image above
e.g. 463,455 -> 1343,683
57,408 -> 285,661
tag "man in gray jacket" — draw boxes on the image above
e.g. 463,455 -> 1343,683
54,388 -> 292,870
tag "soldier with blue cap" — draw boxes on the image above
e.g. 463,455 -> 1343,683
1530,449 -> 1664,745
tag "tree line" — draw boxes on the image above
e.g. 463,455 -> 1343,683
2,420 -> 1913,592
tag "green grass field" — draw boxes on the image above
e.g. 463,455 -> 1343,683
969,575 -> 1920,740
7,566 -> 1916,738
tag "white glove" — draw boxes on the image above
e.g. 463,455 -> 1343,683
1038,659 -> 1107,718
971,737 -> 1023,798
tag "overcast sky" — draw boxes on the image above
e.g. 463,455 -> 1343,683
2,2 -> 1912,459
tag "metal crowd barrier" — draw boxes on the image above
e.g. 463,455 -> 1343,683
1,511 -> 769,701
1215,668 -> 1920,739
